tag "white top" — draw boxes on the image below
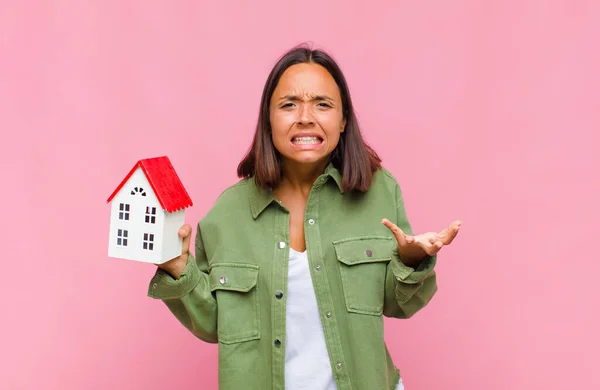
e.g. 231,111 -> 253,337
285,248 -> 337,389
284,248 -> 405,390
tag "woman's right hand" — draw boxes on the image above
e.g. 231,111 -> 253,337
157,224 -> 193,280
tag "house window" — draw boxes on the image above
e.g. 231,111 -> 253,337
143,233 -> 154,250
131,186 -> 147,196
145,206 -> 157,224
117,229 -> 128,246
118,203 -> 130,220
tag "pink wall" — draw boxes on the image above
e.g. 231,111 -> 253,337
1,1 -> 598,389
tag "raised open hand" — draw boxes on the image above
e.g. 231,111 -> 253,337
382,219 -> 462,265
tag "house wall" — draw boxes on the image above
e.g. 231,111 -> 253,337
162,209 -> 185,263
107,167 -> 164,264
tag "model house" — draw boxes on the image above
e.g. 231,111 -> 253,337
106,156 -> 193,264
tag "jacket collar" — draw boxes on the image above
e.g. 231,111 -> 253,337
249,162 -> 344,219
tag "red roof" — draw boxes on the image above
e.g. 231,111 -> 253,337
107,156 -> 193,213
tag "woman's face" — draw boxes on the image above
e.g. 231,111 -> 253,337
269,63 -> 346,168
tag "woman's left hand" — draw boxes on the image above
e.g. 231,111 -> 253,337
382,218 -> 462,267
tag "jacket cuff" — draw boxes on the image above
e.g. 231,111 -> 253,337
147,255 -> 201,300
391,251 -> 437,284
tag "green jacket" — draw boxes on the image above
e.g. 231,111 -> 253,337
148,163 -> 438,390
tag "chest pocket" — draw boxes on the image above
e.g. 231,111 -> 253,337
209,263 -> 260,344
333,236 -> 393,316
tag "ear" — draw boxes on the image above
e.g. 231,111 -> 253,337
341,117 -> 347,133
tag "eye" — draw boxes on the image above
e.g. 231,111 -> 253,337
281,103 -> 295,108
318,102 -> 332,108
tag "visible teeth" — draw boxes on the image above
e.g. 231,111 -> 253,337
293,136 -> 320,144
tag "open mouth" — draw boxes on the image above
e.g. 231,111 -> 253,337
291,136 -> 323,145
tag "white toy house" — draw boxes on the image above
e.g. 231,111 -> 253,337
106,156 -> 193,264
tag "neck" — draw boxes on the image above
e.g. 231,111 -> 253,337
280,159 -> 328,192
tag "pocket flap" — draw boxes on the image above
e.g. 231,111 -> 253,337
333,236 -> 394,266
209,263 -> 259,292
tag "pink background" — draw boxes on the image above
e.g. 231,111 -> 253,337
1,1 -> 598,389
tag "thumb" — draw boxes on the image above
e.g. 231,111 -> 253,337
381,218 -> 412,246
179,224 -> 192,255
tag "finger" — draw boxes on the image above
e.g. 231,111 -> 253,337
425,242 -> 442,256
178,224 -> 192,237
179,224 -> 192,254
418,237 -> 436,256
439,220 -> 462,245
381,218 -> 410,246
415,235 -> 441,256
445,220 -> 461,244
428,236 -> 444,251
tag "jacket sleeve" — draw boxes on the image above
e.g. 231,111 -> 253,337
383,184 -> 438,319
147,222 -> 218,343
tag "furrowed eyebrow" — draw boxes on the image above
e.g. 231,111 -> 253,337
314,95 -> 334,102
277,95 -> 298,102
278,95 -> 335,102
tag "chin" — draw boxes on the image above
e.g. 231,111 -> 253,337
286,152 -> 330,166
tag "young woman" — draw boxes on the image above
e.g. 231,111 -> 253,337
148,44 -> 461,390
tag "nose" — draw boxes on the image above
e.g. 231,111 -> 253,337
297,103 -> 314,126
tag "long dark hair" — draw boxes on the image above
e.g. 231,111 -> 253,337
237,43 -> 382,192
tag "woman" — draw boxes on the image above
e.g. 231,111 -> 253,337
148,44 -> 461,390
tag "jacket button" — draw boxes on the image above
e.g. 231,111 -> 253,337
336,362 -> 343,369
315,265 -> 321,271
274,339 -> 281,347
275,290 -> 284,299
308,219 -> 315,225
278,241 -> 286,249
365,250 -> 373,257
326,312 -> 332,318
219,277 -> 227,285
